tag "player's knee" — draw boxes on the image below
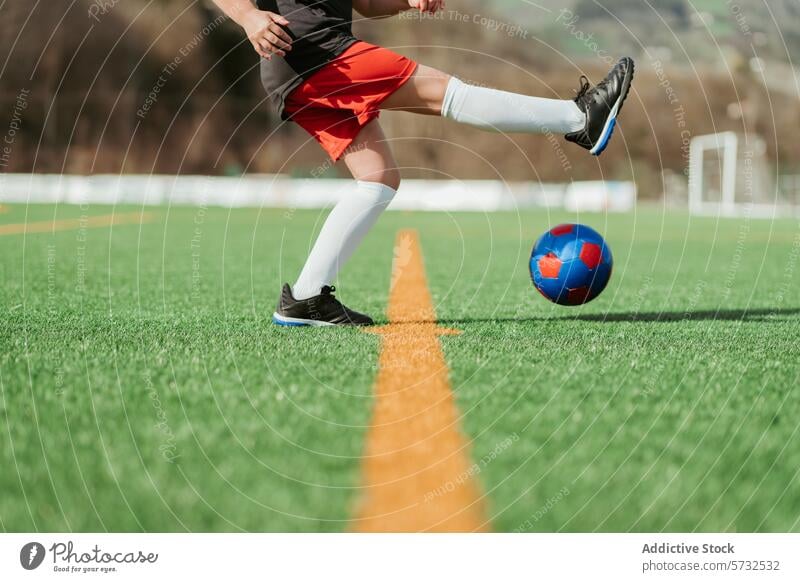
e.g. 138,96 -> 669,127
366,168 -> 401,191
427,72 -> 451,114
384,169 -> 401,191
414,65 -> 450,114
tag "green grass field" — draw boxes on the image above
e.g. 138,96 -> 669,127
1,203 -> 799,532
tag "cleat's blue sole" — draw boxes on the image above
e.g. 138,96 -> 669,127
591,117 -> 617,156
271,312 -> 336,327
272,315 -> 308,327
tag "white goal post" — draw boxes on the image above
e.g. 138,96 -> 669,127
688,131 -> 797,218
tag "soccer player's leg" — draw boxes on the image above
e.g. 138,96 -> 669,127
273,120 -> 398,327
382,59 -> 634,156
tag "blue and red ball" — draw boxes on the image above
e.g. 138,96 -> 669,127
529,223 -> 613,305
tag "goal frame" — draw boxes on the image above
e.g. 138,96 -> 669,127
688,131 -> 739,217
688,131 -> 798,218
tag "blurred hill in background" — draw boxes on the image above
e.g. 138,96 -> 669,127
1,0 -> 798,197
518,0 -> 800,68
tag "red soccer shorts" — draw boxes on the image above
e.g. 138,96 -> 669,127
283,41 -> 418,161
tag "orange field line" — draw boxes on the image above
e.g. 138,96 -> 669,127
354,229 -> 487,532
0,212 -> 155,236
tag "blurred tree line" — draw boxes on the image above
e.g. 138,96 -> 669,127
0,0 -> 797,198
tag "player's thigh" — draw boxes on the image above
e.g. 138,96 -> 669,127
342,119 -> 400,189
380,64 -> 451,115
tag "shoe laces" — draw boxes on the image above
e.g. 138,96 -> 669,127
316,285 -> 352,318
575,75 -> 592,101
318,285 -> 343,307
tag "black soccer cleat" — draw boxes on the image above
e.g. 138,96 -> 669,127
565,57 -> 635,156
272,283 -> 374,327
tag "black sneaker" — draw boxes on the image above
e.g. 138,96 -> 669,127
272,284 -> 374,327
565,57 -> 634,156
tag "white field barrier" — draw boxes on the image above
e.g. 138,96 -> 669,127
0,174 -> 636,212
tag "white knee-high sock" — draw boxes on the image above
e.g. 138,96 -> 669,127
292,181 -> 396,300
441,77 -> 585,134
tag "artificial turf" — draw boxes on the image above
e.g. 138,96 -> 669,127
1,203 -> 799,532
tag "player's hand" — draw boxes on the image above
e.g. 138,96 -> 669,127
241,9 -> 292,59
408,0 -> 445,14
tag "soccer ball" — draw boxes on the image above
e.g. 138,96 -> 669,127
529,223 -> 613,305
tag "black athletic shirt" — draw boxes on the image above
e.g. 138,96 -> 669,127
257,0 -> 358,116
